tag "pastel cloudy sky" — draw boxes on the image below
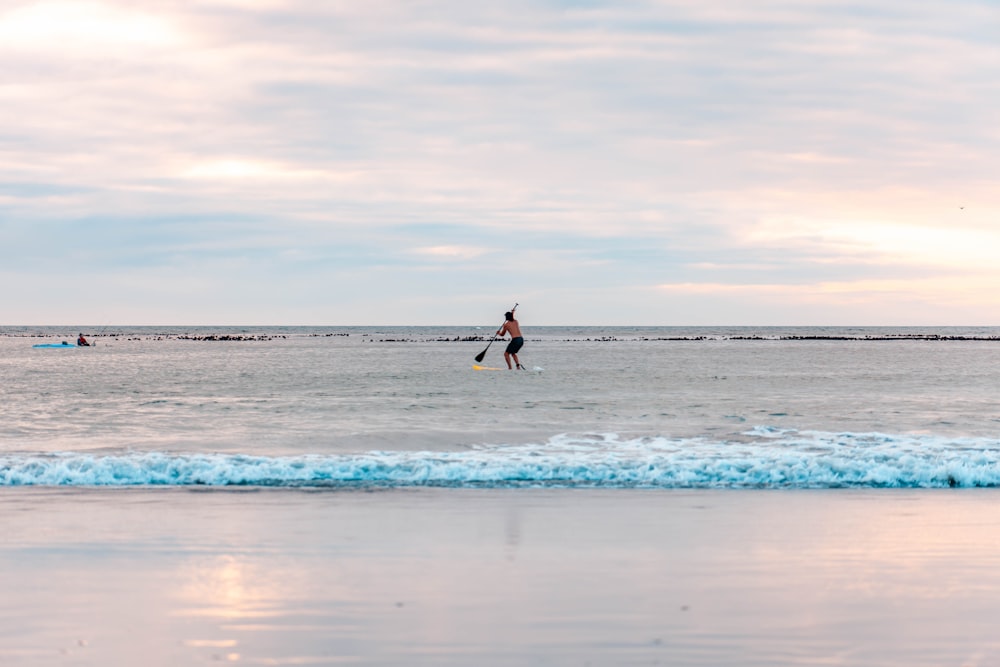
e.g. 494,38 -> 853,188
1,0 -> 997,325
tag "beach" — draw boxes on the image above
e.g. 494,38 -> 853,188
4,487 -> 1000,666
5,326 -> 1000,665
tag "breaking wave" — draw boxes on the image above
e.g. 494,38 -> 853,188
3,429 -> 1000,488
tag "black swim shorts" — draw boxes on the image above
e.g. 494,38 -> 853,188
506,336 -> 524,354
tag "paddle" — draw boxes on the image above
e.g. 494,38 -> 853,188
474,303 -> 517,363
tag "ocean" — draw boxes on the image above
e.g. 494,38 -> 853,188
4,325 -> 1000,488
4,325 -> 1000,665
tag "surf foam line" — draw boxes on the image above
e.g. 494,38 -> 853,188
4,430 -> 1000,488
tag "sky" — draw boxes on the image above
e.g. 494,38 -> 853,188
1,0 -> 998,326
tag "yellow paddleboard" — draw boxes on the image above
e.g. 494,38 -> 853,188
473,364 -> 505,371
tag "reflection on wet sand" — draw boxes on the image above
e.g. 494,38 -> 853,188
4,488 -> 1000,665
175,555 -> 273,619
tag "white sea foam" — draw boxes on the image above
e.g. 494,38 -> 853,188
2,430 -> 999,488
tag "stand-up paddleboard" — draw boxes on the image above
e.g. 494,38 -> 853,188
473,364 -> 544,372
33,343 -> 77,349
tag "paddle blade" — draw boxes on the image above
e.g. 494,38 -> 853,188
474,350 -> 487,362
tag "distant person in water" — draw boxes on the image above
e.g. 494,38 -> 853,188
77,333 -> 90,347
497,311 -> 524,370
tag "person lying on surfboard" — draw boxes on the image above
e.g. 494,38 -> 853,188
497,311 -> 525,370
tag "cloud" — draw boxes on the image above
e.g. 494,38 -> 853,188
0,2 -> 179,52
410,245 -> 492,260
0,0 -> 998,323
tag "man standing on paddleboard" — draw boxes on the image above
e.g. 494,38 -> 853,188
497,310 -> 525,370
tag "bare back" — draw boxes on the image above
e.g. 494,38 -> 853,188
499,319 -> 522,338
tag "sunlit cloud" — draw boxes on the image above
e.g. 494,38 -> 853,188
178,159 -> 354,183
0,2 -> 179,51
820,223 -> 1000,270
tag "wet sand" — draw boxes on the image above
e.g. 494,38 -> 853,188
2,488 -> 1000,666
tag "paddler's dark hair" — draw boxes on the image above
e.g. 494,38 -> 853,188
505,311 -> 514,321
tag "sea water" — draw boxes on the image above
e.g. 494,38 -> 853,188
3,325 -> 1000,488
